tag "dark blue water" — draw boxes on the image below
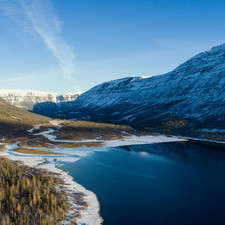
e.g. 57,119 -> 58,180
62,142 -> 225,225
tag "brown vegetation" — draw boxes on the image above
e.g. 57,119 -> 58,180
163,120 -> 187,128
0,145 -> 7,152
18,136 -> 104,149
3,119 -> 155,149
15,148 -> 62,155
18,136 -> 56,149
0,97 -> 154,149
54,120 -> 136,141
54,141 -> 104,148
0,98 -> 49,139
200,132 -> 225,142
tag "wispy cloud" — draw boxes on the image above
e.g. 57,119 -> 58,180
0,0 -> 75,80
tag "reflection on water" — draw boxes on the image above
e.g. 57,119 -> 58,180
124,142 -> 225,164
62,142 -> 225,225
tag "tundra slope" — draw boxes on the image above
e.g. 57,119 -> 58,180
0,97 -> 49,138
55,44 -> 225,136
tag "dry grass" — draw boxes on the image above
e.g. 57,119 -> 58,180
0,98 -> 49,125
16,134 -> 104,149
3,119 -> 155,149
54,120 -> 136,141
3,136 -> 32,144
0,103 -> 155,149
163,120 -> 187,128
0,145 -> 7,152
19,137 -> 104,149
54,141 -> 104,148
0,98 -> 50,139
19,136 -> 56,149
200,132 -> 225,142
15,148 -> 62,155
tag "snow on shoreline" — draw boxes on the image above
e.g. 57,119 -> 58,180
0,134 -> 187,224
33,127 -> 104,143
105,134 -> 186,147
33,125 -> 187,145
0,146 -> 103,225
40,162 -> 103,225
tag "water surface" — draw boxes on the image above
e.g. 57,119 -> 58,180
62,142 -> 225,225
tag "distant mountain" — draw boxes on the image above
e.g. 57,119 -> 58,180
43,44 -> 225,137
0,90 -> 82,111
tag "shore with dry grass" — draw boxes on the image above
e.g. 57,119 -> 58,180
15,148 -> 62,155
0,117 -> 189,225
1,119 -> 156,152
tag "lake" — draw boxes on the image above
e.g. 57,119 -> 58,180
62,142 -> 225,225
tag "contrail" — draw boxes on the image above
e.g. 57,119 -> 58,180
0,0 -> 75,80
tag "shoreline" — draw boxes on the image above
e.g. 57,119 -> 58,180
0,146 -> 103,225
0,133 -> 188,224
40,161 -> 103,225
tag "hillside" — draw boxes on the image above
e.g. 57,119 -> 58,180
0,97 -> 49,138
36,44 -> 225,139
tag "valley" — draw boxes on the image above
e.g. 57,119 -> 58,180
1,44 -> 225,225
4,44 -> 225,144
1,1 -> 224,225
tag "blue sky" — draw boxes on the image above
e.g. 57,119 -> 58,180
0,0 -> 224,93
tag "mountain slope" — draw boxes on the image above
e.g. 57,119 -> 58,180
56,44 -> 225,135
0,97 -> 49,138
32,99 -> 76,118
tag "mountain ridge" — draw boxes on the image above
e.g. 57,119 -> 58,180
46,43 -> 225,138
0,89 -> 82,111
4,43 -> 225,140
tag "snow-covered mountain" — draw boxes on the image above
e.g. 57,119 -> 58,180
58,44 -> 225,132
0,90 -> 82,111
